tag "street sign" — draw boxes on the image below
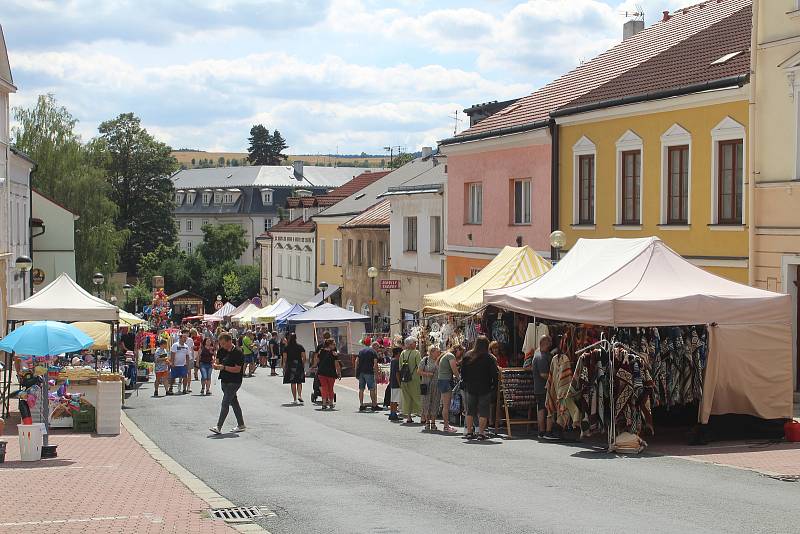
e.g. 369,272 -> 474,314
380,279 -> 400,290
214,300 -> 223,310
368,299 -> 378,305
32,268 -> 45,286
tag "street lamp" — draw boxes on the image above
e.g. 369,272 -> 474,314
549,230 -> 566,263
15,255 -> 32,299
319,281 -> 328,304
92,272 -> 105,298
367,266 -> 378,332
110,295 -> 117,305
272,288 -> 280,303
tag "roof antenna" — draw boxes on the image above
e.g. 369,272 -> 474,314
449,110 -> 463,136
620,4 -> 645,21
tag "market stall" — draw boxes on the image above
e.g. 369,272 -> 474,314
167,290 -> 205,319
249,298 -> 293,324
202,301 -> 235,322
232,302 -> 263,324
484,237 -> 793,426
287,303 -> 369,360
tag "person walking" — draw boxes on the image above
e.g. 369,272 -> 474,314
460,336 -> 498,440
269,332 -> 280,376
198,336 -> 216,395
153,338 -> 170,397
399,337 -> 422,424
316,338 -> 341,410
209,332 -> 246,434
419,346 -> 442,430
191,328 -> 202,382
258,333 -> 270,368
282,333 -> 307,403
438,345 -> 462,432
529,335 -> 554,438
387,346 -> 402,421
169,331 -> 192,395
354,341 -> 380,411
241,330 -> 256,377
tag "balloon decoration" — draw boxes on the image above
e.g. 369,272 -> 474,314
145,287 -> 172,328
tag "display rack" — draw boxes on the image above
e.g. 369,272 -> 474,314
495,367 -> 537,437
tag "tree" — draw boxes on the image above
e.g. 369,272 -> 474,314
196,223 -> 248,266
123,281 -> 152,313
12,94 -> 129,289
247,124 -> 289,165
191,158 -> 196,165
96,113 -> 179,275
235,265 -> 260,300
218,156 -> 225,166
222,271 -> 242,302
270,130 -> 289,164
389,152 -> 414,169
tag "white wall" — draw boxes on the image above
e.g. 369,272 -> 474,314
271,231 -> 316,304
390,192 -> 444,275
7,153 -> 31,304
32,191 -> 76,285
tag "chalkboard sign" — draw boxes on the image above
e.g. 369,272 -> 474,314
496,367 -> 537,437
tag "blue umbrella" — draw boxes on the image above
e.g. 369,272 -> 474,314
0,321 -> 94,356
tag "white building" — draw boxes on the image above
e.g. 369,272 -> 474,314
260,216 -> 317,305
379,152 -> 447,335
32,189 -> 78,288
7,149 -> 33,304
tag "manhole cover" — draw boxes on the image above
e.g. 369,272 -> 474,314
209,506 -> 275,523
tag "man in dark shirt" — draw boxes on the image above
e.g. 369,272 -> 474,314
531,335 -> 553,439
268,332 -> 280,376
209,332 -> 246,434
354,341 -> 380,411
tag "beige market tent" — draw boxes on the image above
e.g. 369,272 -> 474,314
484,237 -> 793,423
422,245 -> 551,315
232,302 -> 262,323
7,272 -> 119,322
73,322 -> 112,349
249,298 -> 293,323
119,310 -> 145,326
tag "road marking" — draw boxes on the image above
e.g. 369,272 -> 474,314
0,514 -> 162,526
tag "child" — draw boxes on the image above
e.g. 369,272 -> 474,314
153,339 -> 170,397
388,346 -> 402,421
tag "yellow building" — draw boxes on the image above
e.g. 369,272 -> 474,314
554,4 -> 752,283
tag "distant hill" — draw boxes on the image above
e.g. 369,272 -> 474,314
171,150 -> 389,169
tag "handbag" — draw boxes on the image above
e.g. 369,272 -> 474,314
420,382 -> 429,395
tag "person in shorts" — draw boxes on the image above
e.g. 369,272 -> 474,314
241,330 -> 256,377
438,345 -> 462,432
354,341 -> 380,411
388,346 -> 402,421
153,339 -> 170,397
169,331 -> 191,395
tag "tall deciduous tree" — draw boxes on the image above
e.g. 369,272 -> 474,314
97,113 -> 179,274
197,223 -> 248,266
12,94 -> 129,289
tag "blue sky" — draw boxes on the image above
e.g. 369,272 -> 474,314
3,0 -> 687,154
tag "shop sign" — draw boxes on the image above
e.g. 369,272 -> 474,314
380,279 -> 400,290
32,268 -> 46,286
214,300 -> 224,310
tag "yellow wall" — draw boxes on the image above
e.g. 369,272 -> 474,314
559,99 -> 749,283
316,221 -> 344,288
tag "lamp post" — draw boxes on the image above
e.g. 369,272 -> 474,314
549,230 -> 566,263
367,266 -> 378,333
272,288 -> 280,304
110,295 -> 117,305
92,272 -> 105,298
15,255 -> 32,299
319,281 -> 328,305
122,283 -> 134,312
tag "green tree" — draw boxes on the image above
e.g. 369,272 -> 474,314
197,223 -> 248,266
270,130 -> 289,164
191,158 -> 196,165
96,113 -> 179,275
247,124 -> 271,165
123,281 -> 152,313
222,271 -> 242,302
389,152 -> 414,169
12,94 -> 129,289
235,264 -> 260,300
218,156 -> 225,166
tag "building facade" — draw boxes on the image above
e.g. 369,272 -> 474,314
31,189 -> 78,288
751,0 -> 800,389
265,217 -> 317,305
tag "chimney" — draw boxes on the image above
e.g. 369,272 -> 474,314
293,160 -> 304,179
662,10 -> 671,22
421,146 -> 433,159
623,19 -> 644,40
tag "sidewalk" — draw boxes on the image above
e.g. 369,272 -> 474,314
0,416 -> 236,534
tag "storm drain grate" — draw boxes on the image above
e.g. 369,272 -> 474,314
209,506 -> 275,523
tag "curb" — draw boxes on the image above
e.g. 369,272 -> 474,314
121,412 -> 269,533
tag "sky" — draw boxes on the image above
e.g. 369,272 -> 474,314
3,0 -> 689,155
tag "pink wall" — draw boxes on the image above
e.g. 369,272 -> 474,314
447,143 -> 551,251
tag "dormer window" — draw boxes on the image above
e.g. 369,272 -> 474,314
187,191 -> 196,204
214,190 -> 223,204
296,189 -> 312,198
202,191 -> 212,205
175,191 -> 185,206
261,189 -> 274,205
223,193 -> 234,204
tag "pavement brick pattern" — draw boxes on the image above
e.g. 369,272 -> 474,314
0,420 -> 234,534
654,441 -> 800,478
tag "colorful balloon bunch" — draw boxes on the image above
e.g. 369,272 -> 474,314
145,288 -> 172,328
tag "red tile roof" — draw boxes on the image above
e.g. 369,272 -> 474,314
339,200 -> 391,229
452,0 -> 750,140
560,4 -> 750,112
261,216 -> 315,236
284,171 -> 390,209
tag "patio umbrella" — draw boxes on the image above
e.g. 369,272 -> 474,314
0,320 -> 94,356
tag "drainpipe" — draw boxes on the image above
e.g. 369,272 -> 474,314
549,119 -> 559,261
748,0 -> 759,286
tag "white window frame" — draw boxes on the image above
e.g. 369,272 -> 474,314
660,124 -> 692,226
187,240 -> 193,254
264,218 -> 273,231
430,216 -> 441,253
276,251 -> 283,277
261,189 -> 274,205
380,240 -> 389,268
186,219 -> 193,232
187,192 -> 196,204
572,135 -> 597,226
333,238 -> 340,266
404,216 -> 418,252
710,116 -> 746,226
615,130 -> 644,227
223,193 -> 234,204
306,256 -> 312,282
319,238 -> 326,265
466,183 -> 482,224
175,192 -> 185,206
295,255 -> 301,280
214,192 -> 222,204
202,192 -> 212,205
512,178 -> 532,225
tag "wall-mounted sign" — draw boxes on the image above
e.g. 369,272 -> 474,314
380,279 -> 400,290
214,300 -> 224,310
32,268 -> 45,286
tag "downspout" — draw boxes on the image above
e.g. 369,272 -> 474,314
748,0 -> 759,286
549,119 -> 559,261
28,161 -> 37,296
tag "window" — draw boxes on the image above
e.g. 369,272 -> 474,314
175,192 -> 184,206
202,219 -> 209,227
430,216 -> 442,253
320,238 -> 326,265
578,155 -> 594,224
466,183 -> 482,224
223,193 -> 234,204
276,252 -> 282,277
177,219 -> 182,231
264,218 -> 273,231
202,192 -> 212,205
214,192 -> 222,204
348,239 -> 353,265
187,241 -> 193,254
469,267 -> 481,278
379,241 -> 389,268
367,240 -> 374,266
621,150 -> 641,224
404,217 -> 418,252
356,240 -> 363,265
512,179 -> 531,224
667,146 -> 689,224
295,255 -> 301,280
361,303 -> 370,316
261,189 -> 273,205
333,238 -> 341,266
718,140 -> 744,224
186,219 -> 193,232
187,192 -> 196,204
306,257 -> 311,282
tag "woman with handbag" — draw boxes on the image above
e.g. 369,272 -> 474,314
460,336 -> 498,441
438,344 -> 463,432
418,346 -> 442,431
399,337 -> 421,424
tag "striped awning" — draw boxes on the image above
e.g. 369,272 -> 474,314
422,246 -> 551,315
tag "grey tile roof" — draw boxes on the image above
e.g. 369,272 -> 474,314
172,165 -> 373,190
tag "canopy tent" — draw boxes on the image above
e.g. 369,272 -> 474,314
206,301 -> 235,321
484,237 -> 793,423
422,246 -> 551,315
287,303 -> 369,356
303,284 -> 341,308
7,272 -> 119,322
274,303 -> 307,324
287,303 -> 370,324
231,302 -> 262,323
119,310 -> 146,326
249,298 -> 293,323
229,299 -> 252,317
73,322 -> 113,350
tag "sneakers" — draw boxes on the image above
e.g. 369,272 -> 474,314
388,414 -> 400,421
231,425 -> 246,432
209,426 -> 221,435
298,397 -> 304,404
153,392 -> 160,397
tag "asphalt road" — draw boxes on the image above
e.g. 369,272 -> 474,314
124,371 -> 800,534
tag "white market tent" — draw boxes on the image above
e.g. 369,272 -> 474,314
287,303 -> 369,355
232,302 -> 262,323
8,272 -> 119,322
229,299 -> 252,318
249,298 -> 293,323
204,301 -> 235,321
484,237 -> 793,423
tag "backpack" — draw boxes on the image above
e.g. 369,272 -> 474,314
399,351 -> 414,383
